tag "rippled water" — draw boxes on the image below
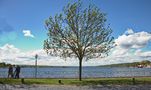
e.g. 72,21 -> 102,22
0,66 -> 151,78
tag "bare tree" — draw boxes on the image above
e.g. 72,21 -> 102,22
44,1 -> 114,81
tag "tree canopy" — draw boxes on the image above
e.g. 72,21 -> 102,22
44,1 -> 114,80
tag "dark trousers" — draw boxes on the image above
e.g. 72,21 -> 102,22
15,73 -> 20,79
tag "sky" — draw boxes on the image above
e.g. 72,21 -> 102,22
0,0 -> 151,66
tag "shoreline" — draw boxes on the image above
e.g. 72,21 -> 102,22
1,76 -> 151,79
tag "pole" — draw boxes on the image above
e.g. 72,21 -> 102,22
35,54 -> 38,78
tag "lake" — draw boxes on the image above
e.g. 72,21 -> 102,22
0,66 -> 151,78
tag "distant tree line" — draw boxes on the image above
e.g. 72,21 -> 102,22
100,60 -> 151,67
0,62 -> 12,67
1,60 -> 150,68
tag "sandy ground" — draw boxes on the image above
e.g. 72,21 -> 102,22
0,84 -> 151,90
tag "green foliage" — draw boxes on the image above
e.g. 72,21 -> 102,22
140,60 -> 151,66
44,0 -> 114,60
44,0 -> 114,81
0,62 -> 12,67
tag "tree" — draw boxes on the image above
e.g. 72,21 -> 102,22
44,1 -> 114,81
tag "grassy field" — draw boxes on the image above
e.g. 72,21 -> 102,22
0,77 -> 151,85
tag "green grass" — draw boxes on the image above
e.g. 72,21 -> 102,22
0,77 -> 151,85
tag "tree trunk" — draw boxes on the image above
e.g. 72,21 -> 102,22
79,59 -> 82,81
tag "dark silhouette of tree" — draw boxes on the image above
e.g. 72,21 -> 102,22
44,1 -> 114,81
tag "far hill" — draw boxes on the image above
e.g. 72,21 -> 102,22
99,60 -> 151,67
0,62 -> 12,67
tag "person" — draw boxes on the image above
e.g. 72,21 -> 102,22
8,65 -> 13,78
14,65 -> 21,79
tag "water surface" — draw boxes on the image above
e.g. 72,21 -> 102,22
0,66 -> 151,78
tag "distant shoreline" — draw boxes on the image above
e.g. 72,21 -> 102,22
0,60 -> 151,68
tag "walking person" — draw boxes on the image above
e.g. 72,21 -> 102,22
8,65 -> 13,78
14,65 -> 21,79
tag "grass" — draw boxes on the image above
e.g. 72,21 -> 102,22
0,77 -> 151,85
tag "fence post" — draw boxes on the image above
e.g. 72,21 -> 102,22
132,78 -> 135,85
58,80 -> 63,84
21,78 -> 25,84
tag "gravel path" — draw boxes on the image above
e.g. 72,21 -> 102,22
0,84 -> 151,90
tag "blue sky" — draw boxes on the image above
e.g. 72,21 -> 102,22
0,0 -> 151,50
0,0 -> 151,65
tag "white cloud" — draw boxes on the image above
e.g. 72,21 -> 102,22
111,29 -> 151,58
22,30 -> 34,38
107,28 -> 151,64
0,29 -> 151,66
115,29 -> 151,49
0,44 -> 79,66
0,44 -> 21,64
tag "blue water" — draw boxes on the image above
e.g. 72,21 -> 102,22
0,66 -> 151,78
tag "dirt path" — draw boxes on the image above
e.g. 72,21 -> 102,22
0,84 -> 151,90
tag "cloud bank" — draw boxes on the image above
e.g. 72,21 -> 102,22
0,29 -> 151,66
